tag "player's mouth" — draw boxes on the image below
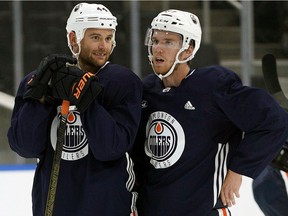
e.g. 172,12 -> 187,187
154,57 -> 164,65
96,52 -> 106,57
93,52 -> 107,59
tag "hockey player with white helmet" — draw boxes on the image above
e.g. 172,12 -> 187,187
145,9 -> 201,79
132,9 -> 288,216
66,2 -> 117,59
8,2 -> 142,216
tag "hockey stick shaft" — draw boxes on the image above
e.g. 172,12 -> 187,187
45,100 -> 70,216
262,54 -> 288,111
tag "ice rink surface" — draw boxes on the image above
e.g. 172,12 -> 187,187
0,165 -> 264,216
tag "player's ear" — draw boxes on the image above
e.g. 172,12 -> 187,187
69,31 -> 79,53
187,45 -> 193,56
182,46 -> 194,61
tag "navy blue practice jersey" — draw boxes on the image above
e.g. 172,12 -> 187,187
8,63 -> 142,216
133,65 -> 288,216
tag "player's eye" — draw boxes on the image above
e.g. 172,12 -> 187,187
91,35 -> 100,41
151,38 -> 159,45
105,36 -> 112,42
165,40 -> 173,46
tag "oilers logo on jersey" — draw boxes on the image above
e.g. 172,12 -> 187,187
145,111 -> 185,169
50,105 -> 89,161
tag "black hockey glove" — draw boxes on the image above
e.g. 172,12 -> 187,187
51,66 -> 102,112
271,145 -> 288,172
23,54 -> 77,102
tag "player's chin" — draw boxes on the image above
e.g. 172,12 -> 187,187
93,57 -> 109,66
153,66 -> 167,75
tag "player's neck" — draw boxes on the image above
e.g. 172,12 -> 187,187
162,64 -> 190,88
79,61 -> 101,74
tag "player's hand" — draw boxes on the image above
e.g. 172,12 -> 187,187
23,54 -> 77,102
220,169 -> 242,207
51,66 -> 102,112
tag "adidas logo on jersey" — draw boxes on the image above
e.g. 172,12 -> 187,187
162,87 -> 171,92
184,101 -> 195,110
141,100 -> 148,108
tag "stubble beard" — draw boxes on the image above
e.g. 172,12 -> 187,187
79,51 -> 110,73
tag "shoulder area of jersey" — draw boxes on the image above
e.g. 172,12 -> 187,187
99,63 -> 142,83
194,65 -> 237,79
100,63 -> 137,76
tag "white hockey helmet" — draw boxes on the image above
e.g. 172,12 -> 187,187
66,2 -> 118,57
147,9 -> 202,79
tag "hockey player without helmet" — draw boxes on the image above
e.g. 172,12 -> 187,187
147,9 -> 202,60
66,3 -> 118,54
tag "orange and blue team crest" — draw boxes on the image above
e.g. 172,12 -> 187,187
50,105 -> 89,161
145,111 -> 185,169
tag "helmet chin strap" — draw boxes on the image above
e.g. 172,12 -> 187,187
68,43 -> 82,69
70,45 -> 81,60
67,30 -> 84,69
150,47 -> 193,80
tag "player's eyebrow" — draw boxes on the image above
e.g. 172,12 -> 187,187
88,32 -> 113,38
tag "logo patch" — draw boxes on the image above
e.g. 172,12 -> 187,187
184,101 -> 195,110
50,106 -> 88,161
145,111 -> 185,169
141,100 -> 148,108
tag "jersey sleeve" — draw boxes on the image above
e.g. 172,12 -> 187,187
7,73 -> 54,158
80,67 -> 143,161
213,67 -> 288,178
